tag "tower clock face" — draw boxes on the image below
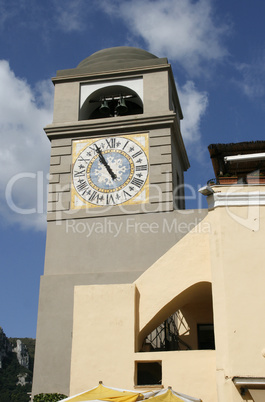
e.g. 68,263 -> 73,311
71,133 -> 149,208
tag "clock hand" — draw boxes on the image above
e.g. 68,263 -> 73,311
95,145 -> 117,180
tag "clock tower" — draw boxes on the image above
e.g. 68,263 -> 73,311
32,47 -> 193,396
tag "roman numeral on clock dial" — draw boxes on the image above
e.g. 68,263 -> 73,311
106,194 -> 116,205
76,180 -> 88,192
131,177 -> 144,188
122,140 -> 129,150
123,190 -> 131,200
89,191 -> 98,202
74,169 -> 86,177
132,150 -> 143,158
135,165 -> 147,171
105,138 -> 116,148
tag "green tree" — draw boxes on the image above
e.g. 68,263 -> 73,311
0,353 -> 32,402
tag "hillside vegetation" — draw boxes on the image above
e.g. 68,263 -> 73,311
0,328 -> 35,402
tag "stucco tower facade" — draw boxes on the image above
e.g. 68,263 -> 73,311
32,47 -> 206,397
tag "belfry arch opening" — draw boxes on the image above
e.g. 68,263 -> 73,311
138,282 -> 215,352
80,85 -> 143,120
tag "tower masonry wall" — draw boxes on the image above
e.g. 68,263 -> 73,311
32,49 -> 191,398
44,210 -> 208,276
46,123 -> 187,220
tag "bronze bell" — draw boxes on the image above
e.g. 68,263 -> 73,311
99,99 -> 110,116
115,96 -> 128,115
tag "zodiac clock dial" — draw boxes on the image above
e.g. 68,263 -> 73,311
71,133 -> 149,208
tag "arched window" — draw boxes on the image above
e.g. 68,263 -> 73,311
79,85 -> 143,120
139,282 -> 215,352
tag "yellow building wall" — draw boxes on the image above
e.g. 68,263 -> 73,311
135,350 -> 216,401
207,187 -> 265,400
70,217 -> 217,402
70,282 -> 217,402
70,284 -> 136,393
70,187 -> 265,402
135,218 -> 212,344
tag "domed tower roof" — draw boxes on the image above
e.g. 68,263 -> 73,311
78,46 -> 159,69
56,46 -> 168,77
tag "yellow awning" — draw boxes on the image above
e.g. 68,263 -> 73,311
63,383 -> 143,402
147,388 -> 202,402
147,390 -> 183,402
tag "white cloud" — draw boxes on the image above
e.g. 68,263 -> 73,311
99,0 -> 226,158
0,60 -> 53,231
178,80 -> 208,158
54,0 -> 86,32
235,58 -> 265,99
101,0 -> 229,76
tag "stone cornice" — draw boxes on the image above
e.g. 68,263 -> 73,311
44,112 -> 177,136
52,63 -> 171,84
206,190 -> 265,209
45,113 -> 189,171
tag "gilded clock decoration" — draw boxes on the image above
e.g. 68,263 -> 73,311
71,133 -> 149,208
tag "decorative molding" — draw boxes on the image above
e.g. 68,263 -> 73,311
206,191 -> 265,209
52,62 -> 170,83
44,113 -> 177,137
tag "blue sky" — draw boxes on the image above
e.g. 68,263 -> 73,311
0,0 -> 265,338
